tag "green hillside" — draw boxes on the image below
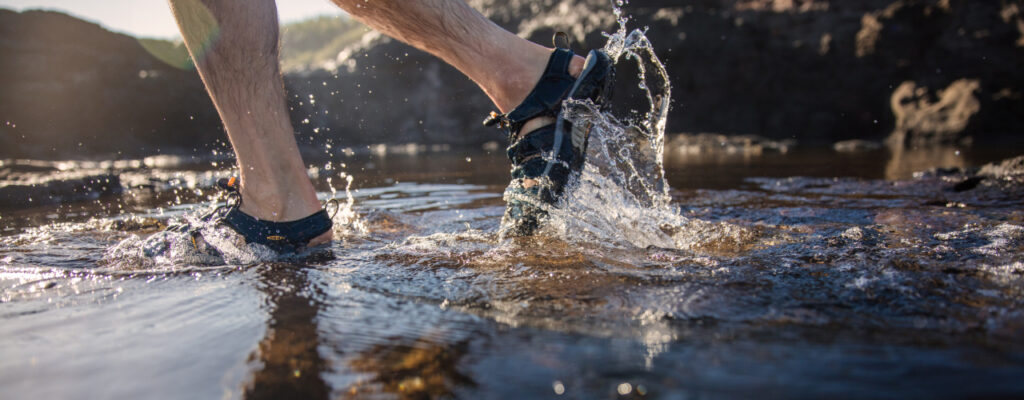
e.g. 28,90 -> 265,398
280,15 -> 367,71
136,15 -> 366,72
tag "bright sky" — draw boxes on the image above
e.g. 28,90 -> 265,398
0,0 -> 345,38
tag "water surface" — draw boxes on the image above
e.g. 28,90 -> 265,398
2,145 -> 1023,399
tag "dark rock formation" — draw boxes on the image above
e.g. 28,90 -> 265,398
2,1 -> 1023,160
286,0 -> 1024,151
0,9 -> 221,159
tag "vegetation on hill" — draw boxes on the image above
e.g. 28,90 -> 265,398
280,15 -> 367,72
133,15 -> 367,72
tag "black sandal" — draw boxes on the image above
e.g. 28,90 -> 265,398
483,32 -> 615,237
147,177 -> 334,257
214,177 -> 333,254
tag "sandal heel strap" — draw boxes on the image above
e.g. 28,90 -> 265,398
507,124 -> 575,166
222,208 -> 332,253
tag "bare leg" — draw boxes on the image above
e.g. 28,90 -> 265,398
169,0 -> 330,245
330,0 -> 585,136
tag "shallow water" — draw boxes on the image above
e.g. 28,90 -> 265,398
4,7 -> 1024,398
2,146 -> 1024,399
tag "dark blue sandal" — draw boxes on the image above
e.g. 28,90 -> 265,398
152,177 -> 334,257
484,32 -> 614,237
213,177 -> 333,254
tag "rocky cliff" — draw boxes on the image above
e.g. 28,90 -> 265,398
286,0 -> 1024,150
2,1 -> 1023,160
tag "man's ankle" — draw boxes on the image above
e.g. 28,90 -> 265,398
238,185 -> 322,222
491,47 -> 586,113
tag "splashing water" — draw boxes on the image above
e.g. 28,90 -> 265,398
544,4 -> 742,250
101,170 -> 364,268
327,173 -> 368,237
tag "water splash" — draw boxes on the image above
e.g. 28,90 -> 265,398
542,2 -> 747,251
328,173 -> 367,237
101,168 -> 364,268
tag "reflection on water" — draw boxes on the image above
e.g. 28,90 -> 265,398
245,263 -> 330,400
884,145 -> 967,180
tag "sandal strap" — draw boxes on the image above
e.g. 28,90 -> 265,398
483,36 -> 576,136
506,124 -> 575,167
210,177 -> 332,253
222,208 -> 332,254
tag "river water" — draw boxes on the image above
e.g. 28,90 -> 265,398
2,144 -> 1024,399
4,9 -> 1024,400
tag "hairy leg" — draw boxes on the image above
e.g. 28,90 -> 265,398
330,0 -> 584,133
168,0 -> 330,244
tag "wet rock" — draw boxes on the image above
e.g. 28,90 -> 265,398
829,226 -> 881,247
951,176 -> 985,192
917,154 -> 1024,192
103,216 -> 166,232
978,155 -> 1024,179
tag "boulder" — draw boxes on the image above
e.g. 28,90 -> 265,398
887,79 -> 981,147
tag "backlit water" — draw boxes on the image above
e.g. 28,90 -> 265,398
4,8 -> 1024,399
2,145 -> 1023,399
